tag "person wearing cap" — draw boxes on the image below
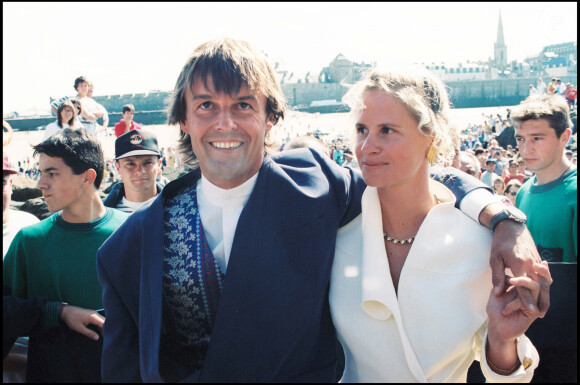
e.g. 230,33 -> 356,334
103,129 -> 164,214
3,129 -> 128,382
114,104 -> 142,138
3,153 -> 39,258
481,158 -> 497,187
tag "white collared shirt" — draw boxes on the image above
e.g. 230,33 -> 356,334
196,173 -> 259,272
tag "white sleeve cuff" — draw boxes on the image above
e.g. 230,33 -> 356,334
459,189 -> 504,224
481,330 -> 539,383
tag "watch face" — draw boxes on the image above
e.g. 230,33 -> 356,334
508,206 -> 526,220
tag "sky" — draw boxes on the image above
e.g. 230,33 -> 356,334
3,2 -> 577,115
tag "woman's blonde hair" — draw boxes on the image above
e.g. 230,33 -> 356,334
342,66 -> 456,166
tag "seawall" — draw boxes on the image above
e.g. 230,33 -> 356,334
6,75 -> 577,131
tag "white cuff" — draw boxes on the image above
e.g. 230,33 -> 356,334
481,330 -> 539,383
459,189 -> 504,224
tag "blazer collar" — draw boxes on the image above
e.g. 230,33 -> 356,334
360,186 -> 398,321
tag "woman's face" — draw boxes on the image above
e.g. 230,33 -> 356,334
60,106 -> 74,123
354,90 -> 431,190
494,179 -> 504,193
505,185 -> 520,205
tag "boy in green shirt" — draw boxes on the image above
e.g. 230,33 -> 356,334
3,128 -> 128,382
512,94 -> 577,262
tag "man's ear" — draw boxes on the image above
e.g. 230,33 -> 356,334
265,113 -> 275,134
84,169 -> 97,186
560,128 -> 571,147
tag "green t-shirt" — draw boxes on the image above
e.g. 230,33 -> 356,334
3,208 -> 128,327
516,169 -> 577,262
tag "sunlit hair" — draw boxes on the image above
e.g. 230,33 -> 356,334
33,128 -> 105,189
166,38 -> 287,166
122,104 -> 135,114
56,100 -> 78,129
492,175 -> 505,192
505,179 -> 522,194
74,76 -> 89,91
342,66 -> 456,166
510,94 -> 572,138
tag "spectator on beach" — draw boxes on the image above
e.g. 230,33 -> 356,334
564,83 -> 577,110
330,65 -> 545,382
481,158 -> 497,187
475,149 -> 487,173
529,84 -> 538,96
332,143 -> 345,165
457,150 -> 480,178
493,148 -> 509,177
504,179 -> 522,206
513,94 -> 577,263
504,158 -> 526,184
165,146 -> 177,168
493,175 -> 506,196
103,130 -> 164,214
3,129 -> 129,382
96,38 -> 547,383
516,156 -> 533,181
536,78 -> 547,95
114,104 -> 142,138
50,76 -> 107,137
283,135 -> 331,158
86,80 -> 109,133
3,153 -> 39,258
512,92 -> 577,384
43,99 -> 83,140
3,153 -> 39,382
547,78 -> 557,94
555,79 -> 567,96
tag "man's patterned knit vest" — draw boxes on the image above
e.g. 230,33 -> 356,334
160,184 -> 225,373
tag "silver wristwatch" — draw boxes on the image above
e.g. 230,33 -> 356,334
489,207 -> 527,232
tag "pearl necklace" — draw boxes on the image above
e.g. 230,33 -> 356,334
383,233 -> 415,245
383,194 -> 441,245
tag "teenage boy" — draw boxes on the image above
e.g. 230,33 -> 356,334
114,104 -> 142,137
3,129 -> 129,382
481,158 -> 497,187
513,94 -> 577,263
104,129 -> 164,214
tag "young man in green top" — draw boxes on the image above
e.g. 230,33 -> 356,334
512,94 -> 577,262
3,128 -> 129,382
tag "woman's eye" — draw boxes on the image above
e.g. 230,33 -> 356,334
239,102 -> 251,110
200,101 -> 212,109
356,126 -> 367,134
381,126 -> 392,134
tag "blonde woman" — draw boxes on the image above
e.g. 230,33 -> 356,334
330,67 -> 551,382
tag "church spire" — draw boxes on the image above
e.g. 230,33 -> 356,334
496,10 -> 505,46
494,9 -> 507,70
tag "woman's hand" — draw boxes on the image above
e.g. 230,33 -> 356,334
485,261 -> 552,371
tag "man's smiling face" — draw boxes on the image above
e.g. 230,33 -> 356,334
180,75 -> 273,189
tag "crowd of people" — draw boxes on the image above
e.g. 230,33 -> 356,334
2,37 -> 576,383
